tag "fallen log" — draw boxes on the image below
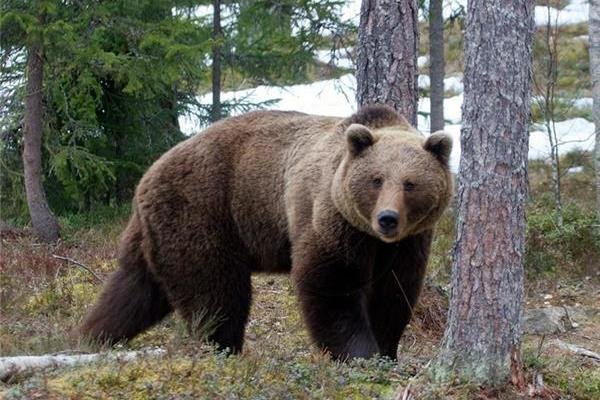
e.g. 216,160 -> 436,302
0,347 -> 166,382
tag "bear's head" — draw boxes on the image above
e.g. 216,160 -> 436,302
332,113 -> 453,243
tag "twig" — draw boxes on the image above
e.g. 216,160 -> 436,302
548,339 -> 600,362
0,347 -> 166,382
51,255 -> 104,283
396,382 -> 413,400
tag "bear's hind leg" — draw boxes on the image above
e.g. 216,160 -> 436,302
158,248 -> 252,354
200,262 -> 251,354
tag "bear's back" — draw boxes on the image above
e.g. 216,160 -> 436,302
134,110 -> 342,272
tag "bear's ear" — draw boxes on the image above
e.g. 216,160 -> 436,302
346,124 -> 375,156
424,131 -> 452,165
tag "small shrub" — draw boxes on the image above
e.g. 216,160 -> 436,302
526,202 -> 600,277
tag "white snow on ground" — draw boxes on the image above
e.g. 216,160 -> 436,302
418,74 -> 464,94
573,97 -> 593,109
341,0 -> 361,23
315,49 -> 354,69
443,76 -> 463,93
179,74 -> 594,173
529,118 -> 596,160
178,74 -> 357,135
535,0 -> 589,26
418,56 -> 429,68
418,75 -> 431,90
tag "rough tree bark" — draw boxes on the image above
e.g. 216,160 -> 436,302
591,0 -> 600,219
435,1 -> 535,385
210,0 -> 222,122
356,0 -> 419,125
23,41 -> 60,243
429,0 -> 445,132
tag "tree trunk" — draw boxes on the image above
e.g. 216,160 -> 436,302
539,5 -> 563,226
356,0 -> 419,125
211,0 -> 222,122
429,0 -> 444,132
435,1 -> 534,385
23,41 -> 60,243
591,0 -> 600,219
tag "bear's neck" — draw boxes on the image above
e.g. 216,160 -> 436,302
330,157 -> 374,237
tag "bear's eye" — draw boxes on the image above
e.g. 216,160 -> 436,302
372,177 -> 383,189
404,181 -> 416,192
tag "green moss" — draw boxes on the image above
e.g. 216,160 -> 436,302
35,352 -> 398,399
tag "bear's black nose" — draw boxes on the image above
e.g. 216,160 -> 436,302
377,210 -> 399,233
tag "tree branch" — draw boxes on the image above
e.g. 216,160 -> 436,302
51,255 -> 104,283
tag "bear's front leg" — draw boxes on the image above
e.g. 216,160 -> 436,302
291,236 -> 379,360
368,231 -> 432,359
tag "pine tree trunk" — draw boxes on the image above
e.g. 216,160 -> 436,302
591,0 -> 600,219
429,0 -> 444,132
435,1 -> 534,385
23,41 -> 60,243
356,0 -> 419,125
211,0 -> 222,122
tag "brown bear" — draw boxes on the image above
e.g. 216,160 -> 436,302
79,104 -> 453,360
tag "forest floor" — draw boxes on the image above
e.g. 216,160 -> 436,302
1,1 -> 598,398
1,193 -> 598,399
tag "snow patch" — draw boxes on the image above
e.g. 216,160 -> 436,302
567,166 -> 584,174
178,74 -> 357,135
314,49 -> 354,69
444,76 -> 463,93
573,97 -> 592,109
529,118 -> 596,160
341,1 -> 361,23
418,75 -> 431,90
417,74 -> 464,94
535,0 -> 589,26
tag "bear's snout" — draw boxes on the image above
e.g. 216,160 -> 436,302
376,210 -> 399,234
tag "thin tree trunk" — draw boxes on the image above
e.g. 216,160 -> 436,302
591,0 -> 600,219
23,41 -> 60,243
211,0 -> 222,122
541,5 -> 563,226
356,0 -> 419,125
429,0 -> 444,132
435,1 -> 534,385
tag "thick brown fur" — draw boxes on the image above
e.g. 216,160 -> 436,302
79,104 -> 453,359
